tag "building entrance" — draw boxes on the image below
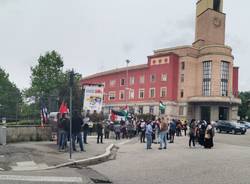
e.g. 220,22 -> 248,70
200,106 -> 211,122
219,107 -> 229,120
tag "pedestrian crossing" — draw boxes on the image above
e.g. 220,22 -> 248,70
11,161 -> 49,171
0,175 -> 83,183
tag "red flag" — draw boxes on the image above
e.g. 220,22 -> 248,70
59,102 -> 68,114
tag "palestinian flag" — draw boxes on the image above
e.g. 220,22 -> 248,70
159,101 -> 166,110
110,107 -> 128,122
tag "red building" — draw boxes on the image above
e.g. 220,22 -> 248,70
82,53 -> 179,116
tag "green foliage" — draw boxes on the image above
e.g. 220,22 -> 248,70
30,50 -> 65,96
57,70 -> 83,112
238,91 -> 250,121
0,67 -> 22,120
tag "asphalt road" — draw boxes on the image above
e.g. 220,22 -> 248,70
1,131 -> 250,184
91,131 -> 250,184
0,166 -> 111,184
215,129 -> 250,147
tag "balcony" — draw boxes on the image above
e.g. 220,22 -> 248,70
188,96 -> 241,105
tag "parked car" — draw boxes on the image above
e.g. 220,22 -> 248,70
216,120 -> 246,135
238,121 -> 250,129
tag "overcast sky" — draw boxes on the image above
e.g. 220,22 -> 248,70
0,0 -> 249,91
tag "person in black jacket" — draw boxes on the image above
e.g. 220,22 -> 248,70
72,111 -> 84,151
82,121 -> 89,144
96,121 -> 104,144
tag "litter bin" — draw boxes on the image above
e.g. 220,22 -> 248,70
0,126 -> 6,145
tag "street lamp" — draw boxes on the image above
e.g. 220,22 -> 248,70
125,59 -> 130,109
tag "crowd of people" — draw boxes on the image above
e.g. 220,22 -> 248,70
136,117 -> 215,150
55,112 -> 215,153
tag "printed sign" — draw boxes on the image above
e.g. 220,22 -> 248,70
83,85 -> 104,112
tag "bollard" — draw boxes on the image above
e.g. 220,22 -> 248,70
0,126 -> 6,145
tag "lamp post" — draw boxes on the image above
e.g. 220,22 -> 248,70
69,69 -> 74,159
125,59 -> 130,109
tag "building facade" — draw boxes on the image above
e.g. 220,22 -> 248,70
81,0 -> 241,122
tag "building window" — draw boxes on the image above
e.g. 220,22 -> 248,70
139,106 -> 143,114
180,89 -> 184,98
160,87 -> 167,98
129,89 -> 134,99
109,80 -> 116,87
161,74 -> 167,81
221,61 -> 229,96
109,91 -> 116,100
119,90 -> 125,100
139,89 -> 145,99
149,88 -> 155,98
181,62 -> 185,70
179,106 -> 184,116
202,61 -> 212,96
149,106 -> 154,114
130,77 -> 135,85
181,74 -> 184,82
120,78 -> 125,86
150,74 -> 156,83
139,75 -> 145,84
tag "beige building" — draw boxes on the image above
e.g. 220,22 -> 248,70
153,0 -> 241,122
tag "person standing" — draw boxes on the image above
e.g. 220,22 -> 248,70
72,111 -> 84,152
145,121 -> 153,149
114,123 -> 121,140
82,121 -> 89,144
140,119 -> 146,143
96,121 -> 104,144
169,119 -> 176,143
189,119 -> 196,148
104,122 -> 110,139
183,121 -> 188,136
158,118 -> 168,150
59,113 -> 69,151
204,121 -> 214,149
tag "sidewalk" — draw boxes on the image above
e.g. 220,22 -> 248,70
0,136 -> 126,171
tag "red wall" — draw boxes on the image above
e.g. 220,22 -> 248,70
233,67 -> 239,97
81,53 -> 179,105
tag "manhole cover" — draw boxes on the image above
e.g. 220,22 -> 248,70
90,178 -> 112,183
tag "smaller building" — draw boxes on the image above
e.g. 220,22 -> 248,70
82,53 -> 179,118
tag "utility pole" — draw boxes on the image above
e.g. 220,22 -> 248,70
69,70 -> 74,159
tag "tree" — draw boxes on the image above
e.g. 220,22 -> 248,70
238,91 -> 250,121
58,70 -> 83,113
0,67 -> 22,121
30,50 -> 65,97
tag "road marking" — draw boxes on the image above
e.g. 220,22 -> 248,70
0,175 -> 83,183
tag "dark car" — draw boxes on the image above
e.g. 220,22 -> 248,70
216,121 -> 246,135
239,121 -> 250,129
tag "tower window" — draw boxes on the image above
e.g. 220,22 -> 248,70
213,0 -> 221,12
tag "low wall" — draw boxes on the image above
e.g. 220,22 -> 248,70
6,125 -> 52,143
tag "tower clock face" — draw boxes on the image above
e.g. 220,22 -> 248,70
213,17 -> 221,27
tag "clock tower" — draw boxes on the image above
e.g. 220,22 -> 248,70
193,0 -> 226,47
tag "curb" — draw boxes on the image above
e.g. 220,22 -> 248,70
47,143 -> 117,170
3,138 -> 136,172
